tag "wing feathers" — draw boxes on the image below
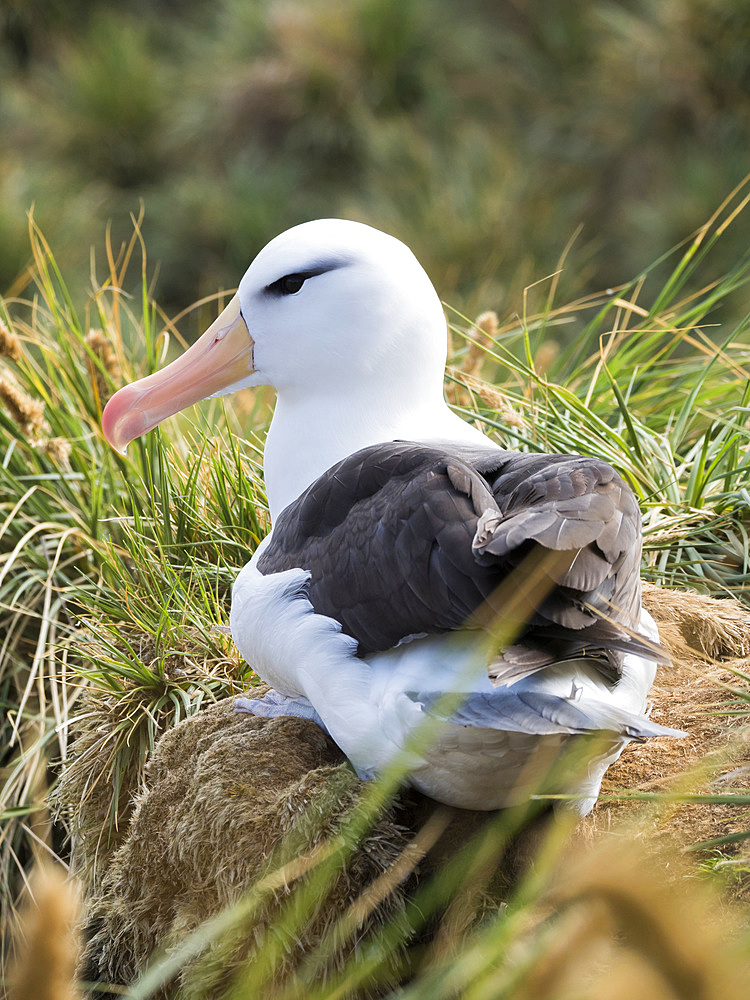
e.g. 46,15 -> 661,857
257,441 -> 647,666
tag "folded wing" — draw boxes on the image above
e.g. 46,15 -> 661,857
257,441 -> 655,675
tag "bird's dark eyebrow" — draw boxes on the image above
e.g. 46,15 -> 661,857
264,258 -> 352,295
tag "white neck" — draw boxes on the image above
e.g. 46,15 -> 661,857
263,388 -> 492,522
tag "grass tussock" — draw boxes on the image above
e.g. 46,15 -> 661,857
1,187 -> 750,994
643,580 -> 750,661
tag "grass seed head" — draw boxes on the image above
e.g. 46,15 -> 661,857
462,310 -> 499,376
36,436 -> 73,466
0,374 -> 49,437
85,329 -> 120,405
534,339 -> 559,375
0,317 -> 22,362
478,386 -> 525,427
462,373 -> 526,428
475,310 -> 499,340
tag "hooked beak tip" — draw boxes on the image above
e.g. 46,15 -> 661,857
99,293 -> 253,450
102,385 -> 145,453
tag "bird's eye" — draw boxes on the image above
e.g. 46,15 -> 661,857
279,274 -> 306,295
265,264 -> 343,297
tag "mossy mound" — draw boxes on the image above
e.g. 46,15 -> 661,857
77,694 -> 413,995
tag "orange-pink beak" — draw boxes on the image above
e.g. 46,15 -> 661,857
102,295 -> 254,453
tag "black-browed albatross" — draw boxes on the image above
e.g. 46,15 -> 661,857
102,219 -> 683,813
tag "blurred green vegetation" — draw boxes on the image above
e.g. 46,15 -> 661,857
1,0 -> 749,330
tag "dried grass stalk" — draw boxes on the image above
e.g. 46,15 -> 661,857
7,864 -> 81,1000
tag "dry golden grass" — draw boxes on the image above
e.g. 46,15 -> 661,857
643,582 -> 750,661
512,838 -> 748,1000
6,864 -> 81,1000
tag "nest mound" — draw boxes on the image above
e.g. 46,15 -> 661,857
78,693 -> 412,995
588,584 -> 750,859
62,586 -> 750,994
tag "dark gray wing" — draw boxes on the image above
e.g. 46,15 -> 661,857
258,442 -> 503,654
257,441 -> 650,670
472,449 -> 650,682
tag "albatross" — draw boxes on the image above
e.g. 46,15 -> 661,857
102,219 -> 682,814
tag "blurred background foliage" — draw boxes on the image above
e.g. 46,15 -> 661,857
0,0 -> 749,331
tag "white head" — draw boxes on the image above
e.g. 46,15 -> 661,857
238,219 -> 448,402
102,219 -> 484,517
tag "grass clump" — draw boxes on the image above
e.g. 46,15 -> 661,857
0,216 -> 266,977
448,177 -> 750,600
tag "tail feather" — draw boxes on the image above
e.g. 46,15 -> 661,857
418,688 -> 686,740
